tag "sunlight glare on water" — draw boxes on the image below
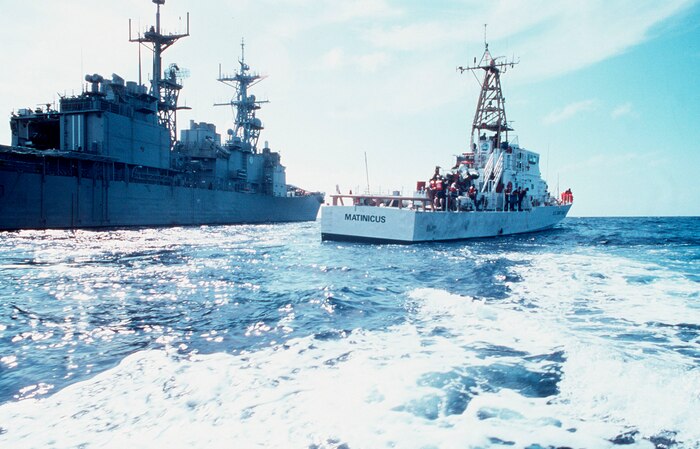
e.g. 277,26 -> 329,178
0,218 -> 698,448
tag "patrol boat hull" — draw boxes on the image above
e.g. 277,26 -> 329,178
321,204 -> 571,244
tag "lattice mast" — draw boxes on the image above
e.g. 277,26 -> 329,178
458,41 -> 518,150
215,40 -> 268,153
129,0 -> 190,147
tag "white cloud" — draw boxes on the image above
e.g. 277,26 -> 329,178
516,0 -> 694,81
365,22 -> 466,51
359,0 -> 694,82
319,0 -> 399,23
355,52 -> 389,72
257,0 -> 400,39
543,99 -> 597,125
318,48 -> 388,72
611,103 -> 633,119
321,48 -> 345,70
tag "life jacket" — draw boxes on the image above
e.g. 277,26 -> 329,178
435,179 -> 444,191
429,179 -> 436,190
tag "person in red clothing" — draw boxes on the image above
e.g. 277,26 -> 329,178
434,175 -> 446,211
428,166 -> 446,211
448,179 -> 459,211
468,185 -> 478,211
561,188 -> 573,204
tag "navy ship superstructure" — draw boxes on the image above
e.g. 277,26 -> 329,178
0,0 -> 322,231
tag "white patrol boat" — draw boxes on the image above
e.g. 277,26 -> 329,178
321,43 -> 572,244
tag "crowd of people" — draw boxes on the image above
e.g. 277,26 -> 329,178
561,188 -> 574,204
426,166 -> 483,212
425,167 -> 541,212
503,182 -> 529,212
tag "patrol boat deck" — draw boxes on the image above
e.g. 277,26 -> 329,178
322,194 -> 570,244
321,42 -> 572,244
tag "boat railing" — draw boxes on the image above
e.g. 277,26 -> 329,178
330,192 -> 565,213
481,152 -> 495,191
492,152 -> 504,186
330,194 -> 431,210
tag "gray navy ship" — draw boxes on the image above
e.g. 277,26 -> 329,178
0,0 -> 323,231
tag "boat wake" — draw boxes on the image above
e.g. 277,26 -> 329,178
1,219 -> 698,448
1,255 -> 698,448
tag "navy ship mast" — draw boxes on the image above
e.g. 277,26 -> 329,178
129,0 -> 190,147
215,40 -> 268,153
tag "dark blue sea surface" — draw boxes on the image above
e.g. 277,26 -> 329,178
0,217 -> 698,448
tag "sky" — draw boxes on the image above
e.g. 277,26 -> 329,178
0,0 -> 698,216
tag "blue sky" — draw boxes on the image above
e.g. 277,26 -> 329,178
0,0 -> 698,216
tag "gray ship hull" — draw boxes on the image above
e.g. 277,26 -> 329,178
0,169 -> 321,231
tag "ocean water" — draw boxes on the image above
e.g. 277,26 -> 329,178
0,217 -> 698,449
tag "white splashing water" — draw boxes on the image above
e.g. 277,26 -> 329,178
1,250 -> 698,449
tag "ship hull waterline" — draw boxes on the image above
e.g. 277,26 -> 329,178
0,171 -> 322,231
321,204 -> 572,244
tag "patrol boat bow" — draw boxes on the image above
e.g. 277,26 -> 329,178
321,43 -> 572,243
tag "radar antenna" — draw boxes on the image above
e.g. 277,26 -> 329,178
215,39 -> 269,153
129,0 -> 191,148
458,39 -> 519,150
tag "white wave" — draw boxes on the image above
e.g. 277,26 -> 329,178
504,251 -> 700,327
1,275 -> 698,448
498,251 -> 700,446
558,342 -> 700,443
0,333 -> 603,448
